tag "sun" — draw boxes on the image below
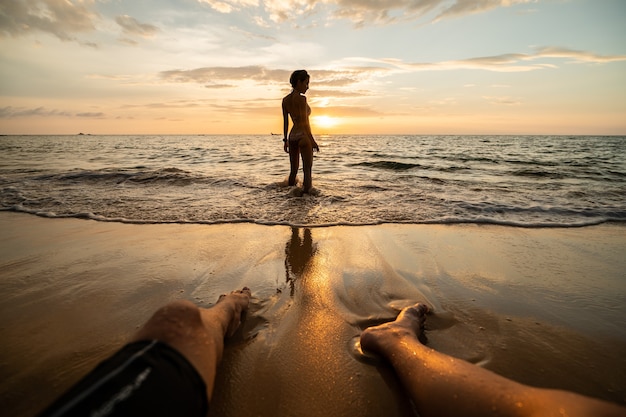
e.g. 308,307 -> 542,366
312,115 -> 339,130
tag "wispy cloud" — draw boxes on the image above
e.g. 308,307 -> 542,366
314,105 -> 383,117
198,0 -> 318,23
0,106 -> 104,118
160,66 -> 291,85
0,0 -> 97,41
1,106 -> 69,118
374,47 -> 626,73
309,89 -> 371,98
534,47 -> 626,63
198,0 -> 260,14
76,112 -> 105,118
152,44 -> 626,95
434,0 -> 539,21
198,0 -> 541,26
158,65 -> 389,89
483,96 -> 522,106
124,100 -> 202,110
115,15 -> 159,38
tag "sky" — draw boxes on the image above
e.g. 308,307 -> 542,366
0,0 -> 625,135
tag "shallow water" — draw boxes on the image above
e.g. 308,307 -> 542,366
1,134 -> 624,226
1,132 -> 625,415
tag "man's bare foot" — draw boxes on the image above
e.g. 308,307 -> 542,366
360,303 -> 429,356
209,287 -> 251,338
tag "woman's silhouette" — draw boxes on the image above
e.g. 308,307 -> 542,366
282,70 -> 319,194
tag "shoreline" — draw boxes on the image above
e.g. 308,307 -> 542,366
1,212 -> 624,416
3,207 -> 622,229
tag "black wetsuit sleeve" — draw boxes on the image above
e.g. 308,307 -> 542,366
37,340 -> 208,417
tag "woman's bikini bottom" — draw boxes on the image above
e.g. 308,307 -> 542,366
289,131 -> 307,146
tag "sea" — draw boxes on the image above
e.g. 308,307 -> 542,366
1,134 -> 625,227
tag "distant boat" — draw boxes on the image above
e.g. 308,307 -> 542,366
271,133 -> 281,136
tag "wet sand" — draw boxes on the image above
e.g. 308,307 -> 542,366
0,212 -> 625,416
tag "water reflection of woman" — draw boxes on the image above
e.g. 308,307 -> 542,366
282,70 -> 319,194
284,227 -> 316,296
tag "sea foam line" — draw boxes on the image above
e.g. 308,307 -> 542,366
2,205 -> 622,229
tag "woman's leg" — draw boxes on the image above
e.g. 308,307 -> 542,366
300,140 -> 314,192
288,141 -> 300,186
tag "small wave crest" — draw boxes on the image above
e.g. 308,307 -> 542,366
3,204 -> 624,229
509,168 -> 566,179
35,167 -> 208,186
351,161 -> 422,171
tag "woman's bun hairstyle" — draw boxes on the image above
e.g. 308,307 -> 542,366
290,70 -> 309,88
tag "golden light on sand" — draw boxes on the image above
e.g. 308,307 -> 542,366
312,115 -> 339,129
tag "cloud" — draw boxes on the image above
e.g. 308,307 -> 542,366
121,100 -> 207,110
160,65 -> 291,84
0,106 -> 69,117
199,0 -> 234,13
329,0 -> 441,26
204,100 -> 383,119
150,47 -> 626,100
159,65 -> 368,88
197,0 -> 542,26
314,105 -> 383,117
76,111 -> 105,118
118,37 -> 139,46
262,0 -> 317,23
332,0 -> 541,25
483,96 -> 521,105
198,0 -> 260,14
375,47 -> 626,73
153,43 -> 626,98
115,15 -> 159,37
0,0 -> 98,41
0,106 -> 103,118
309,89 -> 371,98
198,0 -> 317,23
534,46 -> 626,63
435,0 -> 539,21
159,65 -> 388,90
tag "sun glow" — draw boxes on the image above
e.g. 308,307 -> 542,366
312,115 -> 339,130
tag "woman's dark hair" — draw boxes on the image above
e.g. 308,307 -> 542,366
289,70 -> 309,88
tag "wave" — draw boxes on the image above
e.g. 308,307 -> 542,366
32,167 -> 258,189
351,161 -> 422,171
508,169 -> 566,179
34,167 -> 211,187
3,135 -> 625,231
441,155 -> 498,164
3,204 -> 624,229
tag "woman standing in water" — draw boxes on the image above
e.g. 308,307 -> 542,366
282,70 -> 319,194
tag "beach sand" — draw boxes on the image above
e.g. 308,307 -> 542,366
1,212 -> 625,416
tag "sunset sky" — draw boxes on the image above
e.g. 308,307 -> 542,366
1,0 -> 625,135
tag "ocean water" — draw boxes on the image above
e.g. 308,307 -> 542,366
1,134 -> 625,227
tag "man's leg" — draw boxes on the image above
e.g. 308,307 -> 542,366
38,288 -> 251,417
360,304 -> 625,417
131,288 -> 251,402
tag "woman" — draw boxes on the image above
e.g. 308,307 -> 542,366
282,70 -> 319,194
